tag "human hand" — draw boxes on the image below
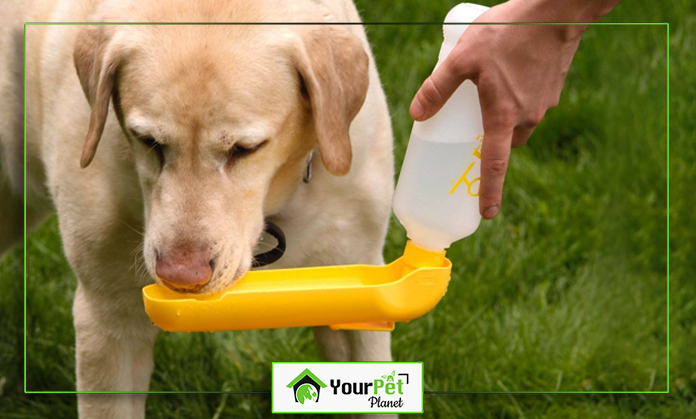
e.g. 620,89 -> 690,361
410,0 -> 619,219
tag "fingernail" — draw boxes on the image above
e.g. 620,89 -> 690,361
483,206 -> 499,219
411,98 -> 425,120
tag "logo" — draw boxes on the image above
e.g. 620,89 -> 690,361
273,362 -> 423,414
330,369 -> 410,408
286,368 -> 327,405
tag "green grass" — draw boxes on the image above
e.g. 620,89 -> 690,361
2,0 -> 694,416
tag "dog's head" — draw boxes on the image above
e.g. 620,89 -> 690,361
73,3 -> 369,293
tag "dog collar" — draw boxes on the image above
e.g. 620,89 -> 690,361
252,221 -> 286,267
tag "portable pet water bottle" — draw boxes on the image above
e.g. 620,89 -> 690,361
393,3 -> 489,251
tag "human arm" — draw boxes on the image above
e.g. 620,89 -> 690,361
410,0 -> 622,219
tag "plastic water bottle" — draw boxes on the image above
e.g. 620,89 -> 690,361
393,3 -> 489,251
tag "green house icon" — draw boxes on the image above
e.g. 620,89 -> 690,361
286,368 -> 328,404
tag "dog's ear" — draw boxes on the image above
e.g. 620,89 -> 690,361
73,25 -> 122,168
294,26 -> 369,176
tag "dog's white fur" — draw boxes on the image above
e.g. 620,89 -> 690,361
1,0 -> 395,417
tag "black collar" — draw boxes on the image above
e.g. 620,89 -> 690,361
252,221 -> 286,267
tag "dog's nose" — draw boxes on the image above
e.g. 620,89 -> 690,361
155,246 -> 213,291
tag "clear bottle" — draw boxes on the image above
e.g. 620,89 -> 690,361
393,3 -> 489,251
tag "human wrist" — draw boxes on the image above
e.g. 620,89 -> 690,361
504,0 -> 616,41
509,0 -> 618,23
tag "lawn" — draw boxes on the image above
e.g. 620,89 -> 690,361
1,0 -> 694,417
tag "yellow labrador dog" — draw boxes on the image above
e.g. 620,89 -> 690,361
1,0 -> 394,417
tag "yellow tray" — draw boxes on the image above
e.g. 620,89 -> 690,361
142,241 -> 452,332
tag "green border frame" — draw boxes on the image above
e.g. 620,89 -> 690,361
271,362 -> 424,414
22,22 -> 670,395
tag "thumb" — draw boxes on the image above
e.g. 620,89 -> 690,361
410,51 -> 476,121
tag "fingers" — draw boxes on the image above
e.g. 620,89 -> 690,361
478,121 -> 537,218
511,124 -> 535,148
479,125 -> 514,219
410,49 -> 476,121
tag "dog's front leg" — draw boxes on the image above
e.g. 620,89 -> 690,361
314,328 -> 395,419
314,328 -> 392,362
311,262 -> 395,419
73,282 -> 158,419
348,331 -> 398,418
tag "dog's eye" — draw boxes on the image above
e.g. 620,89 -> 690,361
139,135 -> 160,150
137,135 -> 165,165
228,140 -> 268,161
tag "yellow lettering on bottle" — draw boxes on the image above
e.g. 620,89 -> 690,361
449,161 -> 480,196
473,144 -> 481,159
449,138 -> 483,196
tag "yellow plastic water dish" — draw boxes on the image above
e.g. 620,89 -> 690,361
142,241 -> 452,332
